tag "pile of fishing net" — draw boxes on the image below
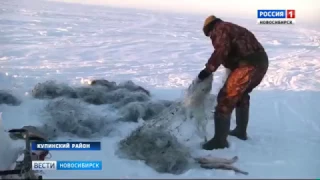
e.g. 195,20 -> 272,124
116,75 -> 216,174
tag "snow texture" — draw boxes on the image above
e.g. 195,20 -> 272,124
0,113 -> 24,171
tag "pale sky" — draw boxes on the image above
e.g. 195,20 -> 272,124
50,0 -> 319,22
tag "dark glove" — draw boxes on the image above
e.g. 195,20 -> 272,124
197,69 -> 212,80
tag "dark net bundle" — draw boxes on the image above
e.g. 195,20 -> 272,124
31,79 -> 176,140
116,75 -> 215,174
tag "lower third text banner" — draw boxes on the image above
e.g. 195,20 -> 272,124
31,142 -> 101,150
32,161 -> 102,170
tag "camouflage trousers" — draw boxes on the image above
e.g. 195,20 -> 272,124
214,61 -> 268,120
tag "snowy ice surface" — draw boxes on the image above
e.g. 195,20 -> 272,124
0,0 -> 320,178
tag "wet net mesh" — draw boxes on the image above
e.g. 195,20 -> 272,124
116,75 -> 215,174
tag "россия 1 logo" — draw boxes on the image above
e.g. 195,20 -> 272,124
257,9 -> 295,25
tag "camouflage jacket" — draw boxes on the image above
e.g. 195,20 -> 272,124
206,20 -> 265,72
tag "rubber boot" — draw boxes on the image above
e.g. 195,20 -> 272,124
202,114 -> 230,150
229,104 -> 249,140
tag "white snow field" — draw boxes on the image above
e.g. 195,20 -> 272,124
1,0 -> 320,179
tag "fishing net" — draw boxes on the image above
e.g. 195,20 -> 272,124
117,75 -> 216,174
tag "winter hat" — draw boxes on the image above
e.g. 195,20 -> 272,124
203,15 -> 217,37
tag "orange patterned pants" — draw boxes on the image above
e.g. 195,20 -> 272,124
215,63 -> 268,119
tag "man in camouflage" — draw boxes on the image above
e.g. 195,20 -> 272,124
198,15 -> 269,150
